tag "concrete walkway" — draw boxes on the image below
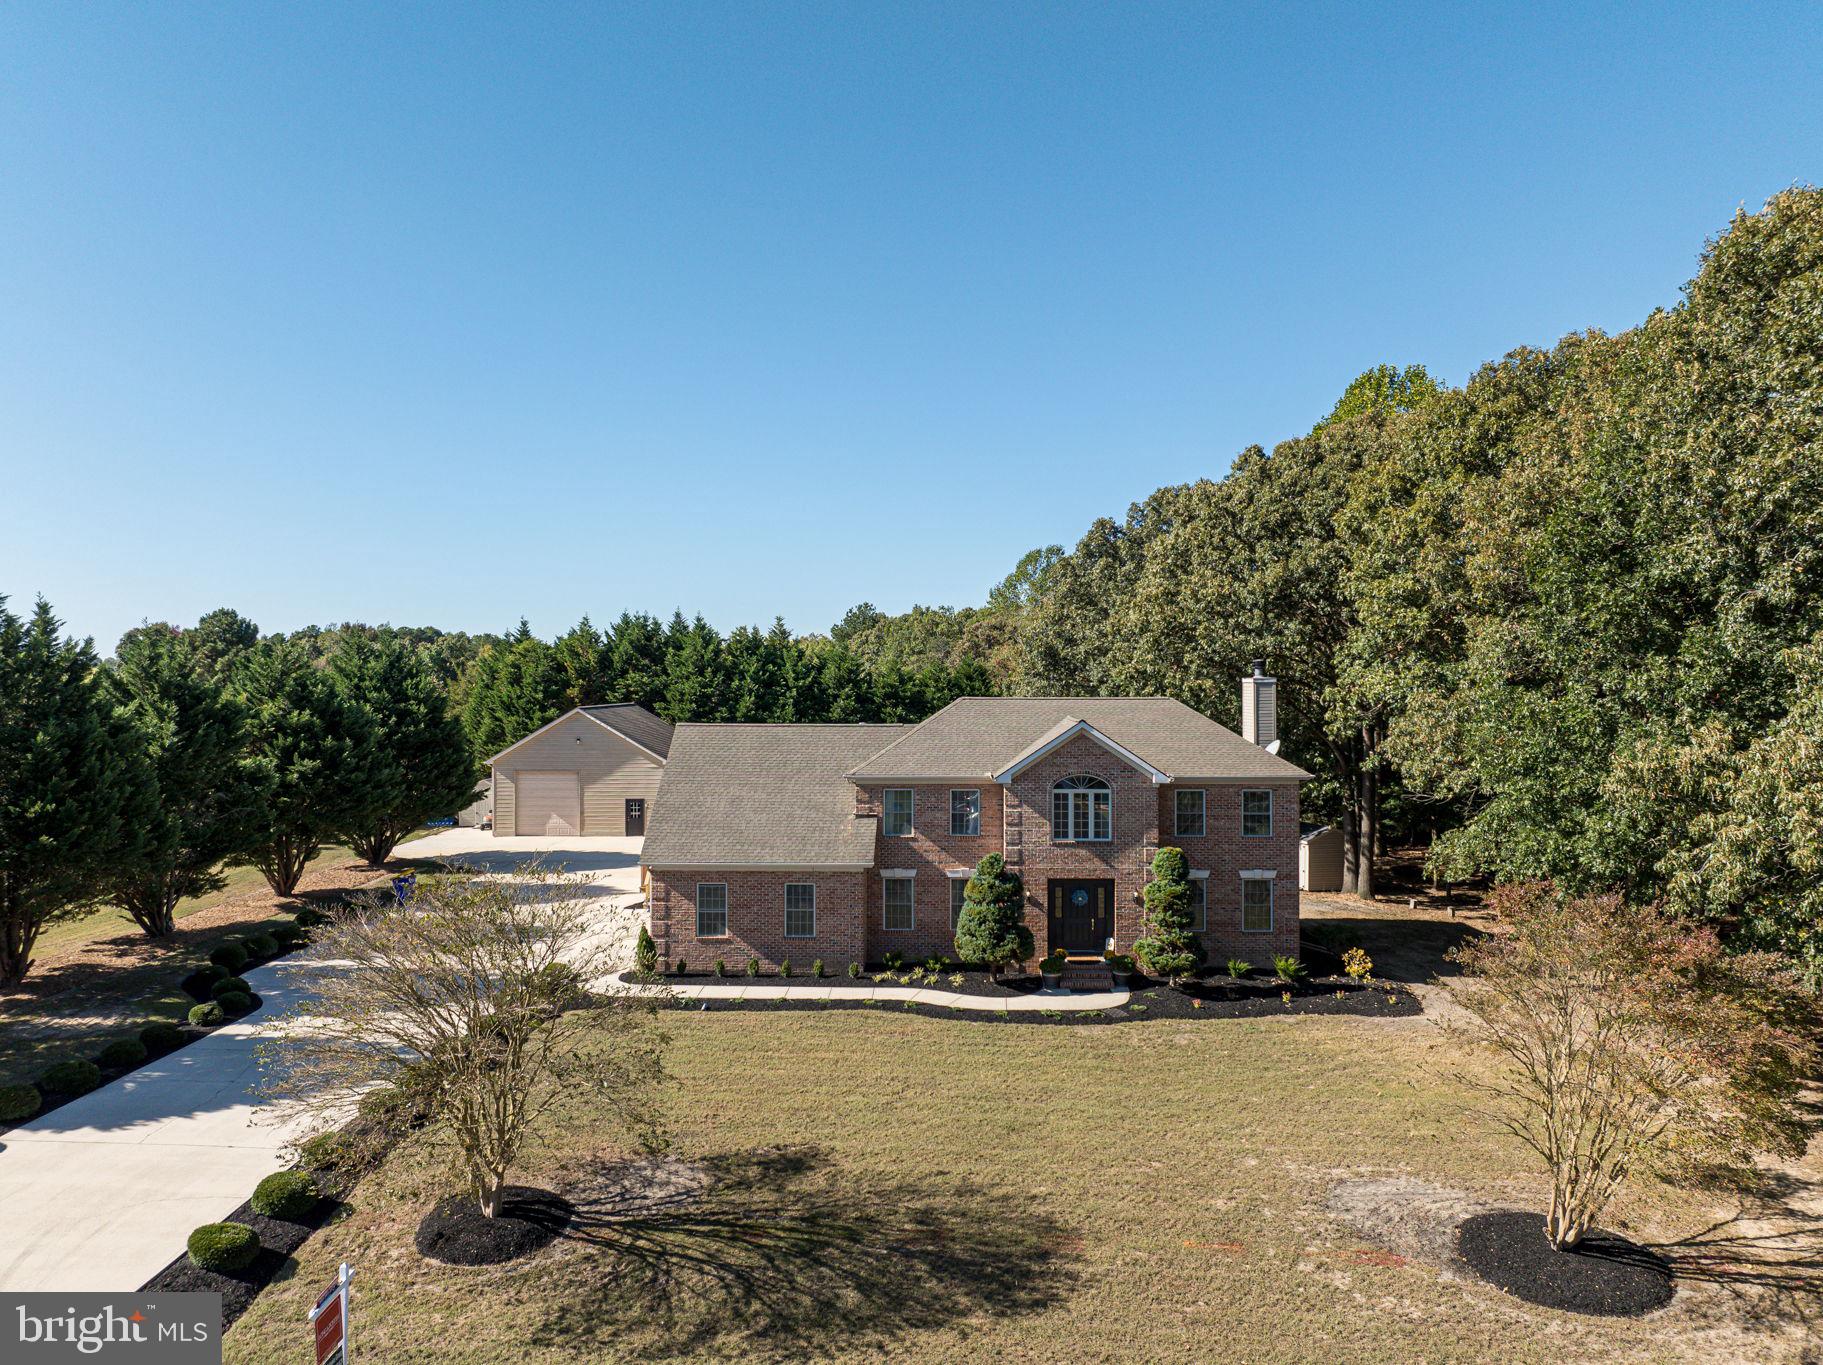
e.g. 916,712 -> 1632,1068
616,974 -> 1132,1011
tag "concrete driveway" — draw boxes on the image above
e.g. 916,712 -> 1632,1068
0,833 -> 648,1293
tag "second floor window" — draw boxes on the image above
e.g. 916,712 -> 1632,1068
1175,789 -> 1206,837
950,789 -> 981,836
1241,789 -> 1272,838
883,788 -> 914,837
1052,775 -> 1112,842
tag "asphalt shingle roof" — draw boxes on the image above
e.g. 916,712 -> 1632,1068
579,703 -> 674,759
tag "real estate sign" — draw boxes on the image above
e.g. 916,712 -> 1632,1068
308,1264 -> 352,1365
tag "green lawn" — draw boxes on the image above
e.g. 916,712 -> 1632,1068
221,1009 -> 1805,1364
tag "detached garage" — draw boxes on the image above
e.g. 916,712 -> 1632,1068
489,704 -> 672,837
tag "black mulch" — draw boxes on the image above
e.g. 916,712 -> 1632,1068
1458,1210 -> 1674,1317
414,1187 -> 574,1266
142,1183 -> 344,1332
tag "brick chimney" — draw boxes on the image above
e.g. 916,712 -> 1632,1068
1240,659 -> 1277,749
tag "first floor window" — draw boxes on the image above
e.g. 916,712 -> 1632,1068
1175,788 -> 1206,837
884,875 -> 915,930
883,788 -> 915,837
1241,789 -> 1272,838
950,789 -> 981,836
1189,877 -> 1207,931
696,883 -> 728,937
1241,877 -> 1273,932
950,875 -> 969,929
784,882 -> 816,938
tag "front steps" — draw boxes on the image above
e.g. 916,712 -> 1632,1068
1059,958 -> 1114,991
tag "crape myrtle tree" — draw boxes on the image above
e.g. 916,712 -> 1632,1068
0,597 -> 156,984
259,870 -> 670,1220
952,853 -> 1033,979
1134,847 -> 1203,982
105,627 -> 270,936
328,632 -> 480,866
233,638 -> 377,896
1450,883 -> 1816,1251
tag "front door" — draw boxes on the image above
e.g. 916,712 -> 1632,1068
1048,879 -> 1114,954
624,798 -> 646,836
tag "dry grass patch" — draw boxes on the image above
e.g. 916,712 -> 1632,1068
223,1010 -> 1821,1364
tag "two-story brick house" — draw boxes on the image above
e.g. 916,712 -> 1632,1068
640,671 -> 1310,973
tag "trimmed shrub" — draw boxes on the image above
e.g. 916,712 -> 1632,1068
847,961 -> 861,980
0,1083 -> 42,1122
674,958 -> 688,976
244,932 -> 279,960
140,1022 -> 186,1053
269,923 -> 305,950
41,1059 -> 103,1095
1134,847 -> 1205,983
97,1039 -> 148,1070
186,1221 -> 259,1273
210,976 -> 252,1001
208,944 -> 248,973
713,959 -> 727,978
250,1170 -> 319,1220
779,958 -> 793,978
188,1002 -> 226,1027
745,956 -> 760,978
215,990 -> 255,1017
812,959 -> 825,979
292,907 -> 328,928
634,925 -> 658,975
182,964 -> 228,1000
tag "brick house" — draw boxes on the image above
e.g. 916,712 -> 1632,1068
641,669 -> 1310,972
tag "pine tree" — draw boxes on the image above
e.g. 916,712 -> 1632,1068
606,612 -> 668,712
661,614 -> 728,722
1134,847 -> 1204,982
106,628 -> 269,935
0,598 -> 157,983
553,617 -> 611,708
953,853 -> 1034,979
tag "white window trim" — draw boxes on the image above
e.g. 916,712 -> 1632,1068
695,882 -> 729,939
949,788 -> 982,837
783,882 -> 816,939
1051,778 -> 1113,843
882,871 -> 916,931
1240,788 -> 1273,838
1175,787 -> 1207,838
883,788 -> 915,837
1239,871 -> 1274,933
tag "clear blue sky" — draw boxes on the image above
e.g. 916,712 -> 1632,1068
4,3 -> 1819,655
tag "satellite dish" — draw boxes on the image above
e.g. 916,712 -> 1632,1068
1265,739 -> 1282,755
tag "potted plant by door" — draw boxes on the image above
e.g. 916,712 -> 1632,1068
1040,952 -> 1066,989
1104,952 -> 1135,988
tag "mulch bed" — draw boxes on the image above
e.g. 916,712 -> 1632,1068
414,1187 -> 574,1266
1457,1210 -> 1674,1317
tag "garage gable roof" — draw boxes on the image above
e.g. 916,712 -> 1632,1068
487,705 -> 673,766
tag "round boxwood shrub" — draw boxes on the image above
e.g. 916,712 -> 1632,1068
186,1221 -> 259,1273
270,923 -> 305,949
293,907 -> 328,929
0,1083 -> 42,1122
97,1038 -> 148,1070
210,975 -> 252,1001
208,944 -> 248,973
250,1170 -> 319,1221
188,1002 -> 226,1027
140,1021 -> 186,1053
243,933 -> 278,959
215,990 -> 255,1017
181,964 -> 228,1000
40,1059 -> 103,1095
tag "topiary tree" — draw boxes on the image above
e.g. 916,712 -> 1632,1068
634,924 -> 658,977
1134,847 -> 1204,983
953,853 -> 1033,980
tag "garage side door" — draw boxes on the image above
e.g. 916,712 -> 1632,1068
515,771 -> 581,836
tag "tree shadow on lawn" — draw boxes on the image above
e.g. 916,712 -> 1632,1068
529,1146 -> 1085,1360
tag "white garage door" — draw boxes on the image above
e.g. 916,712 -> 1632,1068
515,771 -> 581,836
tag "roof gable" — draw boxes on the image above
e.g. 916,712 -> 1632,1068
488,704 -> 672,766
991,717 -> 1170,784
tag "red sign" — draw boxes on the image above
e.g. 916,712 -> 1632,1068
310,1264 -> 351,1365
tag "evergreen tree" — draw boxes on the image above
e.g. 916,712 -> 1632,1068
458,624 -> 563,759
0,597 -> 156,984
952,853 -> 1033,979
1134,847 -> 1203,982
233,638 -> 377,896
661,613 -> 728,722
553,616 -> 611,709
329,633 -> 479,866
187,607 -> 261,682
605,612 -> 668,712
106,627 -> 269,936
814,642 -> 876,722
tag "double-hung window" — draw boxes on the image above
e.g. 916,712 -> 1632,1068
1189,875 -> 1208,932
949,873 -> 969,929
1175,789 -> 1206,837
950,789 -> 981,836
1052,775 -> 1112,842
1241,789 -> 1272,838
883,789 -> 915,837
696,883 -> 728,937
883,874 -> 915,931
784,883 -> 816,939
1241,876 -> 1273,933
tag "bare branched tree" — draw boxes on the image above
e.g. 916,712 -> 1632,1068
260,869 -> 669,1218
1448,883 -> 1816,1250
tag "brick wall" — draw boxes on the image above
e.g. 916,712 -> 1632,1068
1157,781 -> 1301,962
856,782 -> 1003,962
648,869 -> 868,974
